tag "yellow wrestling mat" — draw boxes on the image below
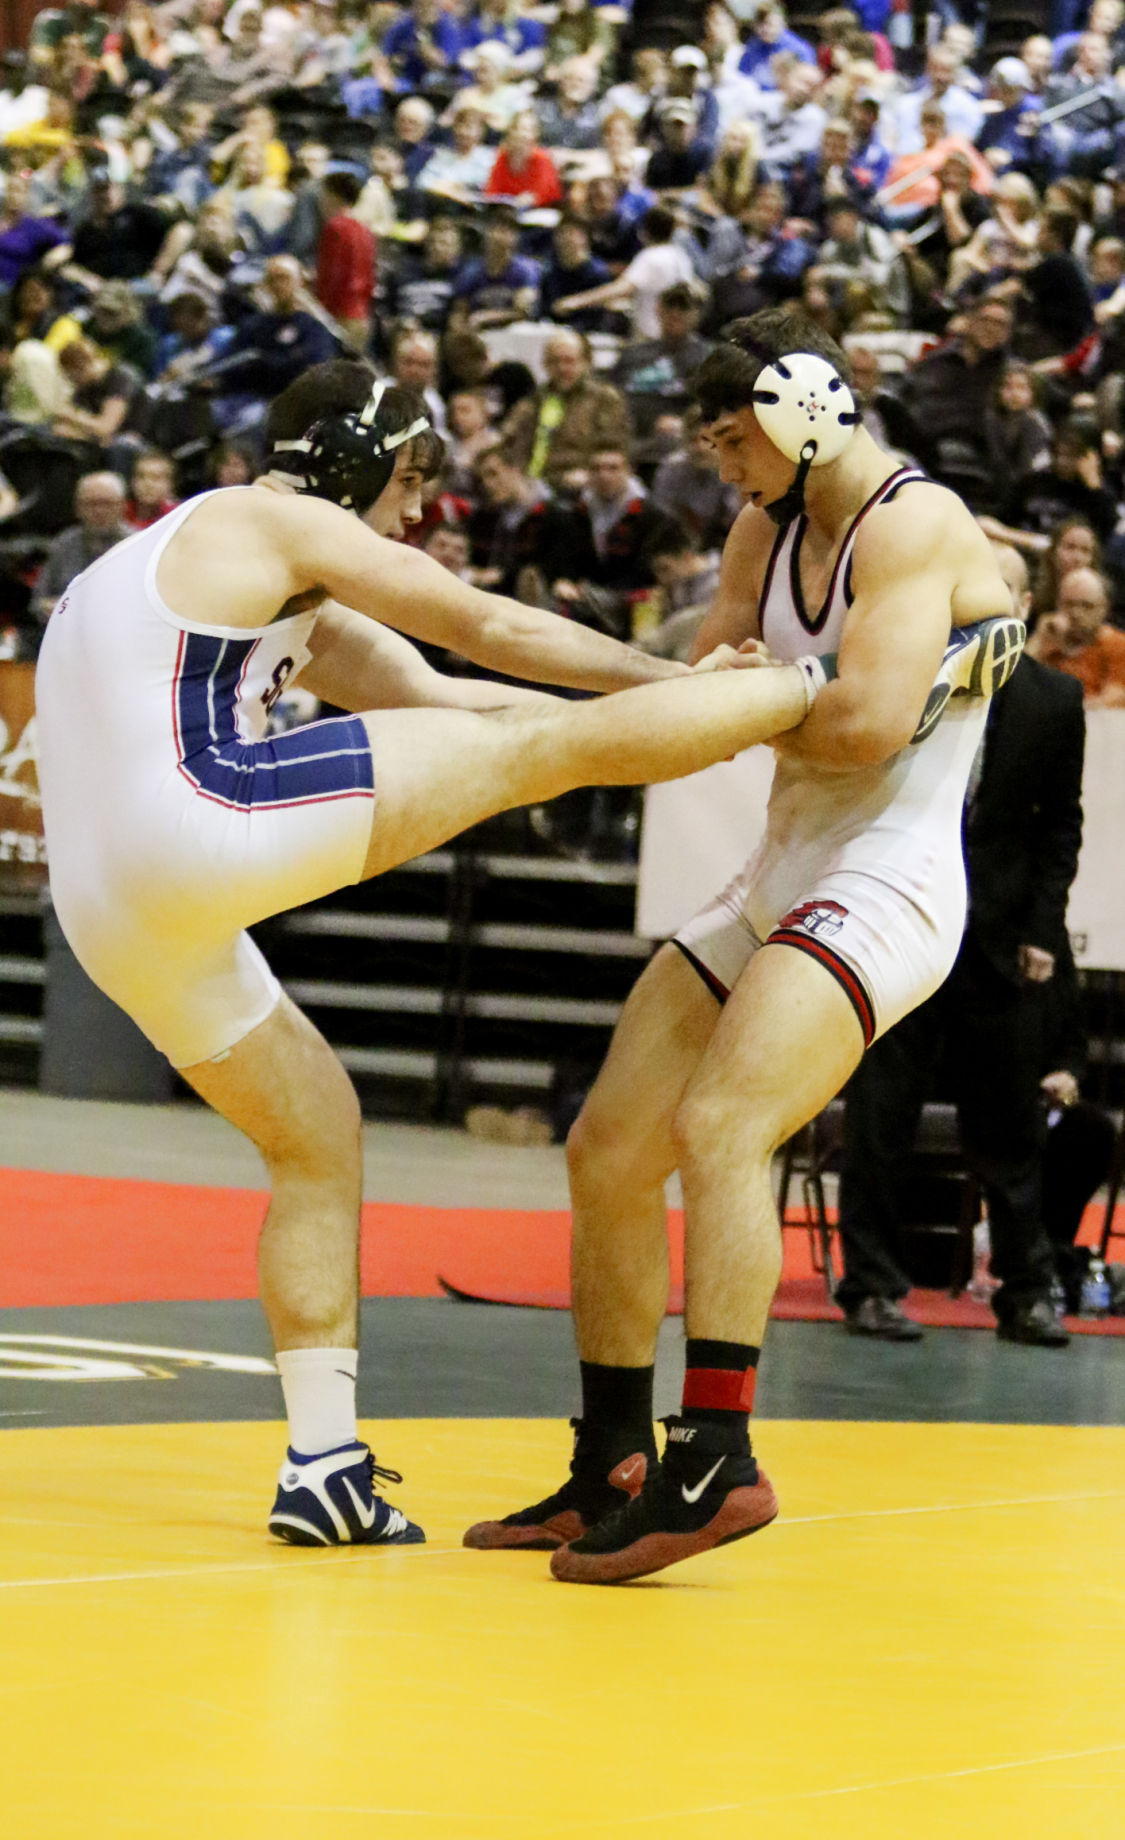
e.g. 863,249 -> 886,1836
3,1418 -> 1124,1840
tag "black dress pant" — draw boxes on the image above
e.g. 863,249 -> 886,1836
837,935 -> 1058,1320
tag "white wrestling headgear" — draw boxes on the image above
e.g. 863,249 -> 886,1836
751,353 -> 859,468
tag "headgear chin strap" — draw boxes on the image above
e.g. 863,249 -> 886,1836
750,353 -> 859,526
271,378 -> 431,514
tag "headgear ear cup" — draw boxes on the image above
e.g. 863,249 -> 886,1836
751,353 -> 859,467
272,378 -> 432,513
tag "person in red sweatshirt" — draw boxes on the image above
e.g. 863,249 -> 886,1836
484,110 -> 563,209
316,172 -> 376,353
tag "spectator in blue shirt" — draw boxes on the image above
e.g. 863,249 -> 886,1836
976,58 -> 1043,176
461,0 -> 546,77
849,91 -> 893,192
383,0 -> 467,94
892,44 -> 985,153
449,206 -> 541,329
738,2 -> 817,87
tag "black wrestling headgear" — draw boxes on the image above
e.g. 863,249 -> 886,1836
270,378 -> 431,514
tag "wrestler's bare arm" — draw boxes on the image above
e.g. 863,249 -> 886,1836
281,496 -> 698,694
688,502 -> 771,664
298,602 -> 560,712
773,490 -> 998,772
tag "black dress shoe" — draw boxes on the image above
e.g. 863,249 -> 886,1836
843,1296 -> 924,1341
996,1299 -> 1071,1347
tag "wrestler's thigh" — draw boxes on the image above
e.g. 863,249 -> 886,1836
359,706 -> 557,880
181,992 -> 362,1177
571,943 -> 724,1179
678,942 -> 866,1157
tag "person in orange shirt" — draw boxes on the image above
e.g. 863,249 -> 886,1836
1027,566 -> 1125,706
484,109 -> 563,210
881,101 -> 993,214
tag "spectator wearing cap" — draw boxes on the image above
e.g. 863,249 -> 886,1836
539,217 -> 614,331
658,46 -> 720,152
449,207 -> 541,330
646,98 -> 712,194
484,110 -> 563,209
500,328 -> 630,491
382,0 -> 467,93
552,204 -> 694,340
28,0 -> 112,66
849,91 -> 892,191
461,0 -> 547,78
81,280 -> 158,378
891,44 -> 985,156
738,4 -> 816,87
612,281 -> 712,450
977,59 -> 1043,176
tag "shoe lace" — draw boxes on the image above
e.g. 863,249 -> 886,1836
367,1451 -> 404,1492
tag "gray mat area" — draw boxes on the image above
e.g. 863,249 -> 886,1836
2,1299 -> 1123,1431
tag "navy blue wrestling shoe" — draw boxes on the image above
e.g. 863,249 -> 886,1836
268,1441 -> 425,1547
911,616 -> 1026,746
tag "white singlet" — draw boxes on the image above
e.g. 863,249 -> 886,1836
36,492 -> 376,1068
676,468 -> 990,1043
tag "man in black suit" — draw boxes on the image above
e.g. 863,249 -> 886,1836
836,543 -> 1086,1346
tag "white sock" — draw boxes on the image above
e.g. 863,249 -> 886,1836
276,1347 -> 359,1456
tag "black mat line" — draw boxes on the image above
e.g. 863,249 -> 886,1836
2,1300 -> 1124,1432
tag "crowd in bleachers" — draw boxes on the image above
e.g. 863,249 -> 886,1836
2,0 -> 1125,711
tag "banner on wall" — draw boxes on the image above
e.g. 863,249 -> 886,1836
0,661 -> 47,895
637,711 -> 1125,973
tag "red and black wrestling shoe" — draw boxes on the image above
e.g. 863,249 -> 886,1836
463,1416 -> 656,1551
550,1415 -> 778,1584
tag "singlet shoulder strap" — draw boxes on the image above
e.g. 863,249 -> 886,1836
840,467 -> 930,607
759,514 -> 802,645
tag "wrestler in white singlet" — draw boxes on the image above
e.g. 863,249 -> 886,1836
676,468 -> 989,1046
36,492 -> 375,1069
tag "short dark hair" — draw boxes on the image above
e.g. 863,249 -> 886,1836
322,170 -> 363,208
691,308 -> 852,422
1043,205 -> 1079,250
640,205 -> 677,244
660,281 -> 700,312
265,361 -> 444,477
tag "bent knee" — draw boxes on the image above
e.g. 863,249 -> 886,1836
567,1093 -> 674,1189
671,1087 -> 781,1171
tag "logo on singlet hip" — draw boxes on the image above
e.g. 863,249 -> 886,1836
261,657 -> 296,716
778,899 -> 848,940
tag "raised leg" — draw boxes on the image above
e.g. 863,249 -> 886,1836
359,663 -> 810,879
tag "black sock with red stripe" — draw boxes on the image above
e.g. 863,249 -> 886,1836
681,1340 -> 759,1448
